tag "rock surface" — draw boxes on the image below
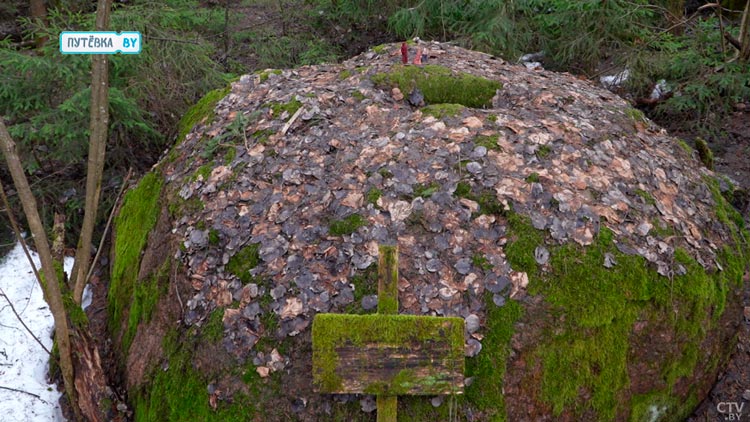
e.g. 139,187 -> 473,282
113,41 -> 748,421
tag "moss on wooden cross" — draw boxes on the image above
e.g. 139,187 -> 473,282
312,244 -> 465,422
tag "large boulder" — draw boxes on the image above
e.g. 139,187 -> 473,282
109,42 -> 748,421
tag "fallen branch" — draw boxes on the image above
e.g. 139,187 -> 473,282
0,385 -> 48,403
0,287 -> 53,357
281,106 -> 304,135
83,168 -> 132,287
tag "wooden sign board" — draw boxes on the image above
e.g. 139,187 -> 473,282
312,313 -> 465,395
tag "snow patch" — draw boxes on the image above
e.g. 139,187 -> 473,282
0,243 -> 73,422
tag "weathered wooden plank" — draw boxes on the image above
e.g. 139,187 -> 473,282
312,313 -> 464,395
377,245 -> 399,314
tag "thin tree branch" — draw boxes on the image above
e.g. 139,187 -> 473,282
0,287 -> 53,357
83,168 -> 132,287
0,180 -> 44,302
0,385 -> 48,403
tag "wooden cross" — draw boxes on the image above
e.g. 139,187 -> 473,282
312,245 -> 465,422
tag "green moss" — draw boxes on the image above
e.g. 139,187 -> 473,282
525,172 -> 540,183
676,139 -> 693,155
251,128 -> 275,145
257,69 -> 282,83
412,181 -> 439,198
695,137 -> 714,170
312,314 -> 464,394
371,64 -> 502,108
474,134 -> 501,151
168,196 -> 204,220
225,243 -> 260,284
634,188 -> 656,206
339,69 -> 353,79
343,265 -> 378,315
465,299 -> 524,420
536,144 -> 552,159
372,44 -> 389,54
123,260 -> 170,351
191,163 -> 213,182
507,207 -> 745,421
471,253 -> 493,271
177,87 -> 230,142
208,229 -> 220,246
268,98 -> 302,119
454,181 -> 471,198
487,114 -> 498,122
329,213 -> 367,236
378,168 -> 394,178
365,187 -> 382,205
224,146 -> 237,165
202,307 -> 225,343
351,90 -> 366,101
133,328 -> 258,422
421,103 -> 465,119
453,181 -> 508,217
625,107 -> 646,123
109,172 -> 163,337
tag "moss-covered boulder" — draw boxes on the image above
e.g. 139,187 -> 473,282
109,42 -> 748,422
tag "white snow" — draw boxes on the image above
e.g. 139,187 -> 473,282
0,243 -> 74,422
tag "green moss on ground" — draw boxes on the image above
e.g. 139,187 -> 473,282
421,103 -> 465,119
351,90 -> 366,101
123,260 -> 170,352
502,206 -> 746,421
343,264 -> 378,315
634,188 -> 656,206
412,182 -> 440,198
109,171 -> 163,338
453,181 -> 509,217
474,134 -> 501,151
225,243 -> 261,284
329,213 -> 367,236
371,64 -> 502,108
133,328 -> 259,422
365,187 -> 382,205
202,307 -> 225,343
268,98 -> 302,119
177,87 -> 230,142
465,299 -> 524,421
257,69 -> 282,82
525,172 -> 540,183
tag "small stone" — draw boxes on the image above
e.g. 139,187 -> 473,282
360,395 -> 377,413
408,87 -> 425,107
391,87 -> 404,101
492,294 -> 506,307
604,253 -> 617,268
256,366 -> 270,378
454,258 -> 472,275
465,314 -> 480,333
471,146 -> 487,158
430,396 -> 444,407
465,338 -> 482,357
534,246 -> 549,265
116,403 -> 128,413
361,295 -> 378,310
466,161 -> 482,174
271,285 -> 287,300
743,389 -> 750,401
189,229 -> 209,249
291,398 -> 307,413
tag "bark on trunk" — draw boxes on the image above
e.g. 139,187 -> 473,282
71,0 -> 112,304
0,120 -> 80,421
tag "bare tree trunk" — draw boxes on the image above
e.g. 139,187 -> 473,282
71,0 -> 112,304
29,0 -> 48,48
740,0 -> 750,61
0,120 -> 80,422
